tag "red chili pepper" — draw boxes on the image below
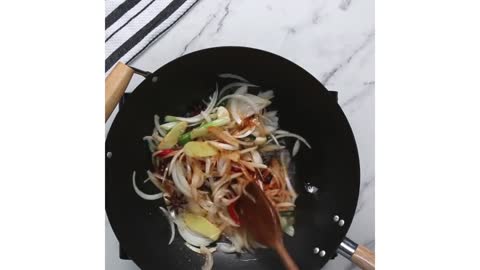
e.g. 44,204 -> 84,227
154,149 -> 174,158
228,202 -> 240,225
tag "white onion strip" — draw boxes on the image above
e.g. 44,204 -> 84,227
274,130 -> 312,148
292,140 -> 301,157
258,90 -> 274,99
166,90 -> 218,123
160,122 -> 177,130
146,170 -> 164,191
233,126 -> 256,138
269,133 -> 280,146
159,207 -> 175,245
217,94 -> 259,114
218,82 -> 257,98
154,115 -> 167,137
251,150 -> 263,165
200,245 -> 214,270
217,242 -> 236,253
172,161 -> 192,198
175,217 -> 213,247
219,211 -> 240,227
132,171 -> 163,200
207,141 -> 238,151
185,243 -> 217,254
218,73 -> 249,82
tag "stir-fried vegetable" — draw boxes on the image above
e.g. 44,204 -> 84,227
157,121 -> 188,150
183,213 -> 222,241
133,75 -> 312,269
184,142 -> 218,157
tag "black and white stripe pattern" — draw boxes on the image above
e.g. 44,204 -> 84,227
105,0 -> 200,73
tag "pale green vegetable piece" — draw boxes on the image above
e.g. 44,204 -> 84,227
183,212 -> 222,241
157,121 -> 188,150
184,141 -> 218,157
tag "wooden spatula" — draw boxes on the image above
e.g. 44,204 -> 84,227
236,182 -> 299,270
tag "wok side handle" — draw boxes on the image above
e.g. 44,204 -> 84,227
105,62 -> 134,122
351,244 -> 375,270
338,237 -> 375,270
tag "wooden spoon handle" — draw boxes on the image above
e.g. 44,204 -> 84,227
351,244 -> 375,270
274,243 -> 299,270
105,62 -> 134,122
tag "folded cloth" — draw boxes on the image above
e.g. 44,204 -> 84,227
105,0 -> 200,73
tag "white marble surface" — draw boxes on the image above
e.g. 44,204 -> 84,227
106,0 -> 374,269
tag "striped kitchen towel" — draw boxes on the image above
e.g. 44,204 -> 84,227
105,0 -> 200,73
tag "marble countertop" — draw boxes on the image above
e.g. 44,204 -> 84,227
106,0 -> 374,269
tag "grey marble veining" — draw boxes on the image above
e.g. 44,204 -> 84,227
106,0 -> 374,269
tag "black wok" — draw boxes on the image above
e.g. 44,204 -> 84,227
105,46 -> 374,270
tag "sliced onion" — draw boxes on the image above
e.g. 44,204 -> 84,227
233,126 -> 256,138
220,194 -> 240,206
154,115 -> 167,137
160,121 -> 177,131
132,171 -> 163,200
172,160 -> 192,198
284,226 -> 295,237
174,216 -> 213,247
259,144 -> 285,152
143,136 -> 156,152
258,90 -> 274,99
254,136 -> 267,145
159,207 -> 175,245
217,242 -> 236,253
216,157 -> 229,176
168,149 -> 184,175
218,94 -> 259,115
208,126 -> 240,147
251,150 -> 263,165
274,130 -> 312,148
166,90 -> 218,123
212,173 -> 239,194
218,82 -> 257,98
226,233 -> 245,253
292,140 -> 301,157
228,99 -> 242,124
261,110 -> 278,127
239,146 -> 258,154
265,125 -> 277,134
185,242 -> 217,254
200,245 -> 214,270
219,211 -> 240,227
218,73 -> 249,82
146,170 -> 164,191
275,202 -> 295,208
208,141 -> 239,151
240,160 -> 267,169
205,158 -> 211,175
269,133 -> 280,146
201,110 -> 212,122
152,133 -> 163,143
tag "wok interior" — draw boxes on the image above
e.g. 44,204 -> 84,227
106,47 -> 359,270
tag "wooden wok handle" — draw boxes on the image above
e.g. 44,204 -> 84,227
105,62 -> 134,122
351,244 -> 375,270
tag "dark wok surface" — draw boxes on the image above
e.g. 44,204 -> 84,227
106,47 -> 359,270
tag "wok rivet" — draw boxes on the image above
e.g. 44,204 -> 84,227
152,76 -> 158,83
313,247 -> 320,254
333,215 -> 340,222
319,250 -> 326,257
106,152 -> 112,159
338,219 -> 345,227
